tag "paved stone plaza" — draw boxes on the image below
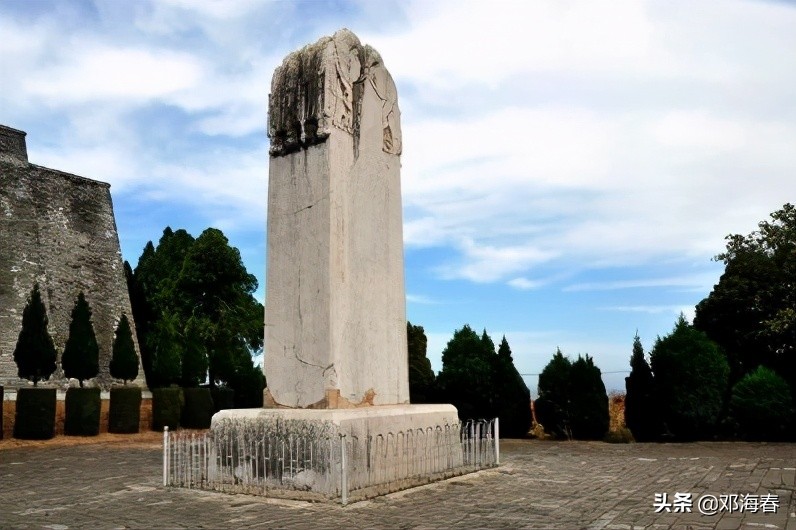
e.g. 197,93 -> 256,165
1,438 -> 794,529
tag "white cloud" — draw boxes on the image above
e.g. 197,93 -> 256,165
375,0 -> 796,286
4,0 -> 796,295
600,305 -> 696,320
406,294 -> 439,305
650,110 -> 747,151
436,237 -> 559,283
131,0 -> 266,37
507,277 -> 543,290
146,146 -> 268,228
564,273 -> 720,293
24,44 -> 203,103
364,0 -> 660,90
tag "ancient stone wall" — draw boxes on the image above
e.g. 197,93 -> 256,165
0,124 -> 146,390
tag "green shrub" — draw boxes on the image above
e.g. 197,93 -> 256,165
64,387 -> 101,436
108,387 -> 142,434
210,386 -> 235,412
152,387 -> 184,431
14,388 -> 56,439
730,366 -> 794,441
181,387 -> 214,429
650,315 -> 729,440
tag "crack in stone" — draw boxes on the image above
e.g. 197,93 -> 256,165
291,192 -> 329,216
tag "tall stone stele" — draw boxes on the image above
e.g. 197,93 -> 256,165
264,28 -> 409,409
213,29 -> 458,456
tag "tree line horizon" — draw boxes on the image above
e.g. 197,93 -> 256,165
11,203 -> 794,441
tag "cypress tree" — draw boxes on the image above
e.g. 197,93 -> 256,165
650,315 -> 729,440
437,325 -> 492,420
62,292 -> 100,387
535,348 -> 573,438
407,322 -> 435,403
13,283 -> 57,385
493,336 -> 532,437
569,354 -> 609,440
625,333 -> 658,441
110,314 -> 139,384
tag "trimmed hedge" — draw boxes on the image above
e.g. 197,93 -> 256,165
14,387 -> 56,440
109,387 -> 142,434
152,387 -> 184,431
64,387 -> 101,436
210,386 -> 235,413
181,388 -> 214,429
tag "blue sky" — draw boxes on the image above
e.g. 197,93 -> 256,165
2,0 -> 795,394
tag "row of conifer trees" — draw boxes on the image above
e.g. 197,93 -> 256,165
8,284 -> 140,439
7,282 -> 240,439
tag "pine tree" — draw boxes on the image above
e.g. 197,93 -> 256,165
493,336 -> 532,437
569,354 -> 609,440
110,314 -> 139,384
61,292 -> 100,387
437,325 -> 494,420
13,284 -> 57,385
133,227 -> 263,390
651,314 -> 729,440
536,349 -> 609,440
407,322 -> 435,403
535,348 -> 573,438
624,333 -> 658,441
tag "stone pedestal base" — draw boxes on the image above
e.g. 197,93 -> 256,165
209,404 -> 467,502
211,404 -> 459,438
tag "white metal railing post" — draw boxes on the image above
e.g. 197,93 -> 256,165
340,434 -> 348,505
476,421 -> 481,466
467,420 -> 475,464
494,417 -> 500,465
163,426 -> 169,486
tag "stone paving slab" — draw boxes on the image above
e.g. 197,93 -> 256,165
0,439 -> 793,529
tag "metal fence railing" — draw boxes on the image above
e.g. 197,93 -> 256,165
163,418 -> 499,504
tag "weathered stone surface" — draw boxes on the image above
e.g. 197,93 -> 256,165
213,404 -> 460,440
264,29 -> 408,408
0,125 -> 28,166
268,29 -> 401,157
0,125 -> 146,391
